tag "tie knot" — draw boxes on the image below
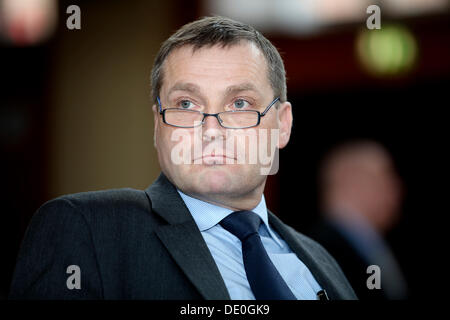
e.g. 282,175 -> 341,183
219,210 -> 262,241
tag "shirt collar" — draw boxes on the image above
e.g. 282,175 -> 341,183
177,189 -> 283,248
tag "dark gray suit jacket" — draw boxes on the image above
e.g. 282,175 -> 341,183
9,173 -> 357,300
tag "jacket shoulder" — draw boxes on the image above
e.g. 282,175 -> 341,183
60,187 -> 149,208
9,188 -> 154,299
39,188 -> 152,220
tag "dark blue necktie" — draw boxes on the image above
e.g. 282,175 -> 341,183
220,210 -> 297,300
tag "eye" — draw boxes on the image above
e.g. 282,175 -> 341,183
233,99 -> 250,109
179,100 -> 193,109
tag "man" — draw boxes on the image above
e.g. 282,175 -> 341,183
9,16 -> 356,300
308,140 -> 408,299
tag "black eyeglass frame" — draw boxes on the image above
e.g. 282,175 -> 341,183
157,96 -> 280,129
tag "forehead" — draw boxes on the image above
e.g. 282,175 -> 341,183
160,41 -> 271,97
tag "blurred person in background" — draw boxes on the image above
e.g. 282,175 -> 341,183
308,140 -> 408,299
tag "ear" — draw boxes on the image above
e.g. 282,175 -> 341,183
152,104 -> 159,148
277,101 -> 293,149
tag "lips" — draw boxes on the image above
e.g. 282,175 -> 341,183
193,151 -> 236,164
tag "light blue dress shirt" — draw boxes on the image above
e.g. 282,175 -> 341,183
177,190 -> 322,300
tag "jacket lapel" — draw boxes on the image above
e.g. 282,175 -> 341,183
145,173 -> 230,300
267,210 -> 343,300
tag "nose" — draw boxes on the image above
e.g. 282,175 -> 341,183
202,114 -> 223,128
202,114 -> 225,141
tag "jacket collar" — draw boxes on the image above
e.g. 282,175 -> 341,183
145,172 -> 231,300
268,211 -> 346,300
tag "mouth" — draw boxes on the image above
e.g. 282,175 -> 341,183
193,152 -> 236,165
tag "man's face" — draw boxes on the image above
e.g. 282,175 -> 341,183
153,41 -> 292,206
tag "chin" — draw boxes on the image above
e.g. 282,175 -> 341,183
196,167 -> 235,194
169,163 -> 261,197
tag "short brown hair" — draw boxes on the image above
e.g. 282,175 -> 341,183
150,16 -> 287,104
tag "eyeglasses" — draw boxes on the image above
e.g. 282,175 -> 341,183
157,96 -> 280,129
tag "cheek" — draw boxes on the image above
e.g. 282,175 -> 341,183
261,113 -> 282,145
257,121 -> 280,168
226,129 -> 276,168
157,127 -> 193,155
155,130 -> 170,159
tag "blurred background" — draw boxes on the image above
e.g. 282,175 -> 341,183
1,0 -> 448,299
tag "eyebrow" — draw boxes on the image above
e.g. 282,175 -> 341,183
225,82 -> 262,97
167,82 -> 202,96
167,81 -> 262,98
